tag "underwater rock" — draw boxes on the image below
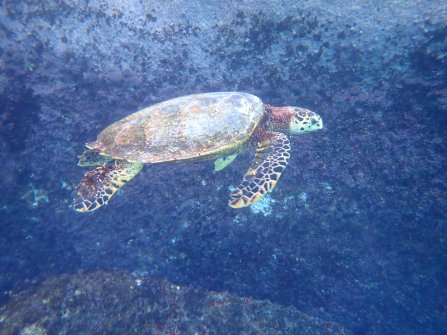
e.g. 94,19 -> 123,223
249,194 -> 275,216
0,1 -> 446,335
0,270 -> 352,335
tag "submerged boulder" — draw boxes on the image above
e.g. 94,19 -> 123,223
0,270 -> 352,335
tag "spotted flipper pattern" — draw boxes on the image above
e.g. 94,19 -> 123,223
77,149 -> 112,167
229,132 -> 290,208
73,160 -> 143,212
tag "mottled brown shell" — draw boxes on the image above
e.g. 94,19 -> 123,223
87,92 -> 264,163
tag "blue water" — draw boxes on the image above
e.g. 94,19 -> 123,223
0,1 -> 446,334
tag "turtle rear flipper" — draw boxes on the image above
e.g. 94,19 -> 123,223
73,160 -> 143,212
77,148 -> 112,167
229,131 -> 290,208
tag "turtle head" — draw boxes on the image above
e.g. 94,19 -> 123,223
288,107 -> 323,134
265,105 -> 323,135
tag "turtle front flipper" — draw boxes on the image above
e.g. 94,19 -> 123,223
229,131 -> 291,208
73,160 -> 143,212
214,154 -> 238,172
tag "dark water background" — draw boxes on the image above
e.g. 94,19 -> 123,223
0,1 -> 446,334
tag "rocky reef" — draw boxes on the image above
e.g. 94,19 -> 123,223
1,1 -> 446,334
0,270 -> 352,334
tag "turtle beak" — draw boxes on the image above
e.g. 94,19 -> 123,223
312,114 -> 323,129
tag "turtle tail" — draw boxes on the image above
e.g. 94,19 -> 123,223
73,160 -> 143,212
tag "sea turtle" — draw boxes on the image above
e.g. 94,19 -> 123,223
73,92 -> 323,212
